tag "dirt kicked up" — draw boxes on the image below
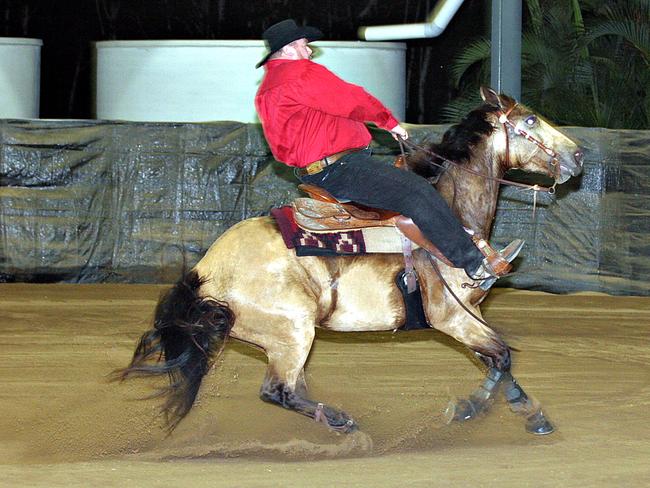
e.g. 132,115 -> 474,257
1,284 -> 649,487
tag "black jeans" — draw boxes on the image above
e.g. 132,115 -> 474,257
298,148 -> 484,273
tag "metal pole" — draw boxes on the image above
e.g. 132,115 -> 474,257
491,0 -> 522,99
358,0 -> 466,40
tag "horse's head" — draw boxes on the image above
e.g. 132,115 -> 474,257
480,86 -> 583,184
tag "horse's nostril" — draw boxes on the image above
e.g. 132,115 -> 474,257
574,150 -> 584,166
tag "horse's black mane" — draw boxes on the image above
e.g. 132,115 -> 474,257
407,104 -> 500,180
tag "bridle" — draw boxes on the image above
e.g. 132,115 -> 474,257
399,103 -> 562,195
498,104 -> 561,192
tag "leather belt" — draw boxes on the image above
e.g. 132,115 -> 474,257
297,147 -> 363,176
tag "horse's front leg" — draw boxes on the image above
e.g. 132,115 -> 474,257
442,329 -> 510,425
427,293 -> 554,435
445,366 -> 504,423
447,363 -> 554,435
448,343 -> 554,435
500,371 -> 554,435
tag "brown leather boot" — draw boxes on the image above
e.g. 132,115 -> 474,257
470,238 -> 525,291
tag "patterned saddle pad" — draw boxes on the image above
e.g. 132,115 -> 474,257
270,206 -> 411,256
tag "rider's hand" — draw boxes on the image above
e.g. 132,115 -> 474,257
390,124 -> 408,141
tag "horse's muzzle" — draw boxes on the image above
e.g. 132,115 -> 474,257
558,149 -> 584,183
572,150 -> 584,174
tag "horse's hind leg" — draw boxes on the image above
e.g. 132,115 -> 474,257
253,322 -> 356,433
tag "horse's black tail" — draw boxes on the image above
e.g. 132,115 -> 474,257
113,270 -> 235,432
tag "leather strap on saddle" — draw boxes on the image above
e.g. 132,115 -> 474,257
400,233 -> 417,293
393,215 -> 454,267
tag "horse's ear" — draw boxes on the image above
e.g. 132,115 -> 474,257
480,86 -> 501,107
498,93 -> 517,111
480,86 -> 517,112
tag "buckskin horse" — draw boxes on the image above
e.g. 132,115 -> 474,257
115,87 -> 583,436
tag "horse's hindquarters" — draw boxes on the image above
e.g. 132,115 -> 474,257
195,217 -> 409,336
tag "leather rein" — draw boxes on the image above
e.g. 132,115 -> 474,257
399,104 -> 561,195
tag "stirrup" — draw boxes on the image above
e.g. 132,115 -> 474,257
470,239 -> 525,291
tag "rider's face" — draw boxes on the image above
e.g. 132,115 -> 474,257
287,38 -> 312,60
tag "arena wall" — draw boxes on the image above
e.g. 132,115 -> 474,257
1,120 -> 648,295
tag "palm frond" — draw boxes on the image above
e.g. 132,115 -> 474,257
439,92 -> 484,124
448,38 -> 491,87
443,0 -> 649,128
524,0 -> 544,35
588,20 -> 650,61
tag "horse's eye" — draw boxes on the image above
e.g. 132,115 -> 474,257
525,115 -> 537,126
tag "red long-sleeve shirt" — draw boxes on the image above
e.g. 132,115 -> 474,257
255,59 -> 399,168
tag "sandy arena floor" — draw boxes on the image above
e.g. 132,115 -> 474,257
1,284 -> 649,487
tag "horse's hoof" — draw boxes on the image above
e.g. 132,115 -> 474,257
314,403 -> 357,433
341,418 -> 358,433
525,411 -> 555,435
444,398 -> 478,423
327,417 -> 357,433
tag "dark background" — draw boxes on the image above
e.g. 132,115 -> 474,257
0,0 -> 487,122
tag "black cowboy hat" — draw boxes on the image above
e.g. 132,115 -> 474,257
256,19 -> 323,68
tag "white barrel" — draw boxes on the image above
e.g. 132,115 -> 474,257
0,38 -> 42,118
93,40 -> 405,123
